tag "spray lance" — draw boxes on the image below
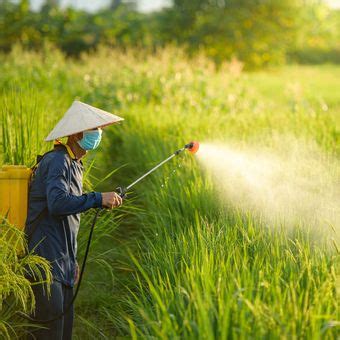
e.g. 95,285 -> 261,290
18,141 -> 199,324
116,141 -> 200,198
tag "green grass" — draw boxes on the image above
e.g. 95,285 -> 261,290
0,47 -> 339,339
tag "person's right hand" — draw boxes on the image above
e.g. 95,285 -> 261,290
101,192 -> 123,209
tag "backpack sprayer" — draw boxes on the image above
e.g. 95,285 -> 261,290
7,141 -> 199,324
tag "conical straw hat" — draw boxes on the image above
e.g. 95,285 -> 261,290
45,101 -> 124,141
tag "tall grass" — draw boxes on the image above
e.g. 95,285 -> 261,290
0,47 -> 339,338
94,50 -> 339,338
124,216 -> 339,338
1,87 -> 52,166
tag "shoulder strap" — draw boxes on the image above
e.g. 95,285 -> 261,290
66,151 -> 72,191
30,149 -> 55,178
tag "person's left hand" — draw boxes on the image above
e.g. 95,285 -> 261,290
75,262 -> 80,285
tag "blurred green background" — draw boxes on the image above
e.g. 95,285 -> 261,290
0,0 -> 339,69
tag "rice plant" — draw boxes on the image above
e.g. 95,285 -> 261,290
0,86 -> 58,166
0,220 -> 52,339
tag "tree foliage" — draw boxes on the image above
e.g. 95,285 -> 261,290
0,0 -> 338,68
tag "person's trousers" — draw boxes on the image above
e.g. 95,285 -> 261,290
28,281 -> 74,340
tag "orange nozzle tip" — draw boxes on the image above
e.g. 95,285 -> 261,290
187,141 -> 199,154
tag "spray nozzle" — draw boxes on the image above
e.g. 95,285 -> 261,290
185,141 -> 200,154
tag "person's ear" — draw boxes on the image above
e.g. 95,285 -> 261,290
74,132 -> 83,142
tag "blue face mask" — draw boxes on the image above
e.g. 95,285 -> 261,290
77,128 -> 102,150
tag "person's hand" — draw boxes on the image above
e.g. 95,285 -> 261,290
101,192 -> 123,209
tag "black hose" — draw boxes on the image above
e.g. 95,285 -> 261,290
17,209 -> 100,324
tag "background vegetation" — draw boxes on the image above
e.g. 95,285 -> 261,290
0,46 -> 339,338
0,0 -> 339,68
0,222 -> 52,339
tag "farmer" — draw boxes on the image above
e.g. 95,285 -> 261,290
25,101 -> 123,340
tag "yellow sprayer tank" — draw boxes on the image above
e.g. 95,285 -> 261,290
0,165 -> 32,229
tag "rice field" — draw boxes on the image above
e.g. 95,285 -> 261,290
0,47 -> 339,339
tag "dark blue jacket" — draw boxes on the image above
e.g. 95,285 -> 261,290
25,145 -> 102,287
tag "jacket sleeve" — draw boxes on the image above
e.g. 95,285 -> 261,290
45,154 -> 102,216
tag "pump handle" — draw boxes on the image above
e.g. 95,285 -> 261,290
116,186 -> 127,199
